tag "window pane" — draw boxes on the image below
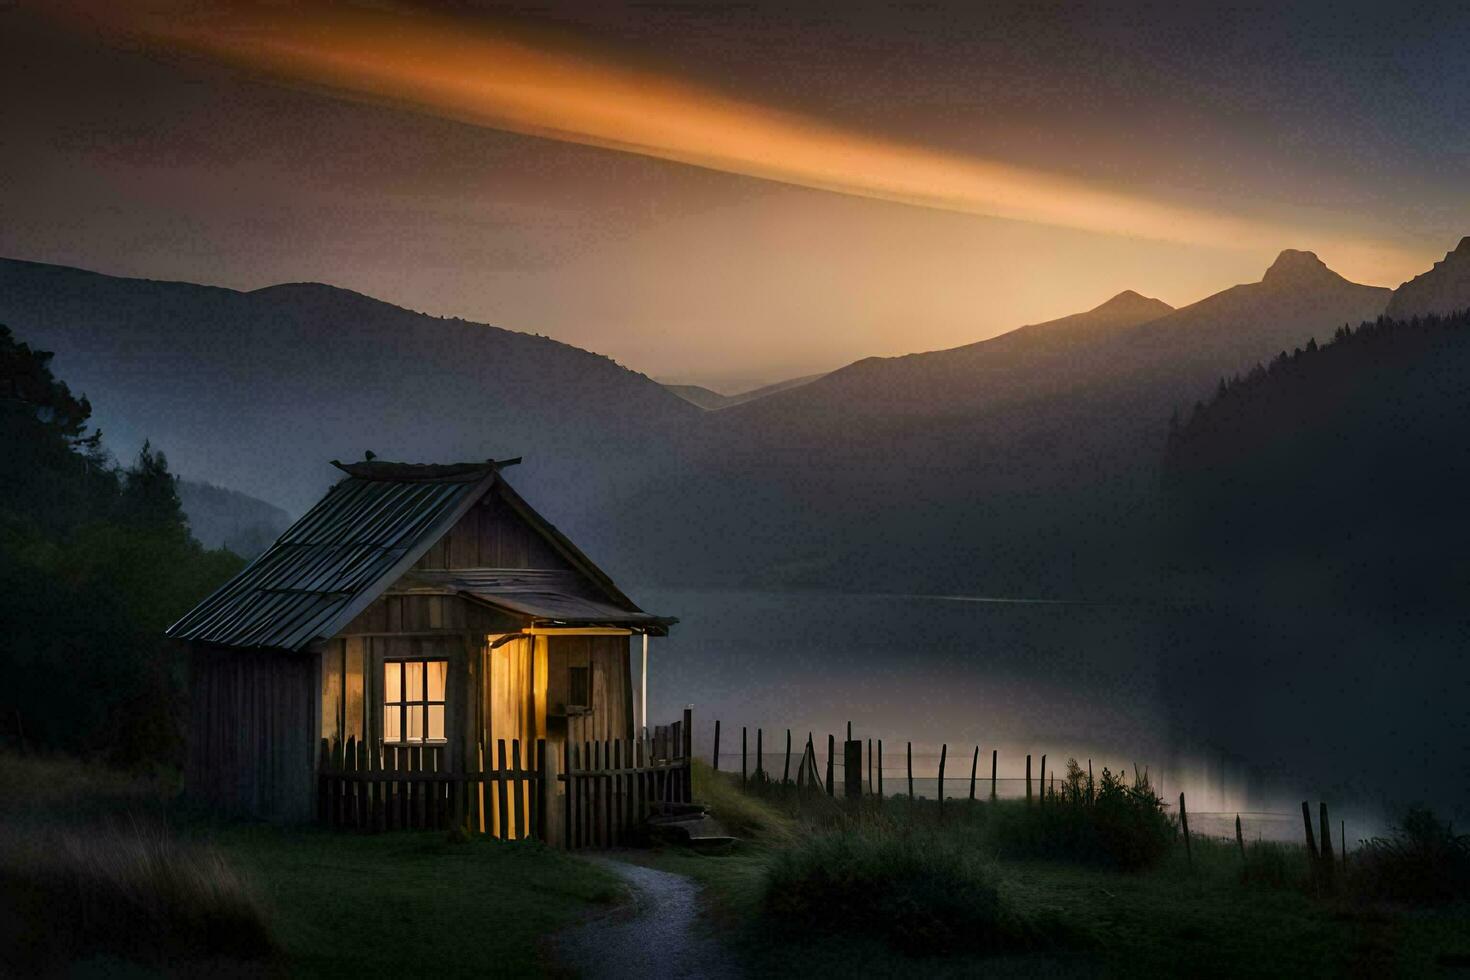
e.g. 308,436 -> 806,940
384,662 -> 400,703
405,661 -> 424,702
407,705 -> 423,742
428,705 -> 445,741
384,705 -> 401,742
427,660 -> 447,701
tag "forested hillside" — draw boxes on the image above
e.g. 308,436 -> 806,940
0,324 -> 241,763
1164,310 -> 1470,605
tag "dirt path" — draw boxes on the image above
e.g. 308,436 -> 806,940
556,856 -> 740,979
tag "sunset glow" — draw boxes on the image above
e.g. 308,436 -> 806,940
59,1 -> 1424,282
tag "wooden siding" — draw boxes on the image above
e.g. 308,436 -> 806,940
413,493 -> 573,571
337,592 -> 520,637
549,635 -> 633,744
186,643 -> 316,823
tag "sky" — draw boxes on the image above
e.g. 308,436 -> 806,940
4,1 -> 1468,390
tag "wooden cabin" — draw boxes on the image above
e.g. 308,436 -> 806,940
166,458 -> 676,840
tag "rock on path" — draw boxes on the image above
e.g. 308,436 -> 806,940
556,857 -> 740,979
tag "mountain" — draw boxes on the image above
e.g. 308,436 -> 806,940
1165,307 -> 1470,606
664,384 -> 733,410
724,289 -> 1174,427
608,251 -> 1392,595
176,479 -> 291,558
1385,236 -> 1470,319
664,373 -> 826,410
0,258 -> 699,576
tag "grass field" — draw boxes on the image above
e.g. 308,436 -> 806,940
626,764 -> 1470,978
3,750 -> 1465,978
0,752 -> 620,977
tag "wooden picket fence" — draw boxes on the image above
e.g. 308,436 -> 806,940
317,735 -> 546,839
317,709 -> 694,847
562,708 -> 694,849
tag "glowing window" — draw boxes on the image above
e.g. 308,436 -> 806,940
384,659 -> 448,744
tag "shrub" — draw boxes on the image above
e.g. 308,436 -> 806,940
0,820 -> 277,971
988,763 -> 1176,870
763,822 -> 1047,956
1350,806 -> 1470,905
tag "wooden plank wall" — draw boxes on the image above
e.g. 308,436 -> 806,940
552,635 -> 633,744
186,643 -> 315,823
413,493 -> 573,571
338,593 -> 518,637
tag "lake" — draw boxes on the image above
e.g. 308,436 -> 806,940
634,587 -> 1470,841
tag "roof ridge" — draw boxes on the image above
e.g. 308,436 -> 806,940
329,457 -> 522,483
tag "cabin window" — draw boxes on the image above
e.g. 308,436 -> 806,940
383,659 -> 448,744
567,665 -> 590,709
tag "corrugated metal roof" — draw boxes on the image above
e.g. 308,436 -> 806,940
167,458 -> 675,650
166,467 -> 497,651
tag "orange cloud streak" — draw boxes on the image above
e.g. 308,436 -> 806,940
60,1 -> 1424,280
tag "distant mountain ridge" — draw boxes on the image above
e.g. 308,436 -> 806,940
664,373 -> 825,410
177,479 -> 291,558
607,250 -> 1393,595
0,257 -> 698,581
1385,236 -> 1470,319
3,242 -> 1452,598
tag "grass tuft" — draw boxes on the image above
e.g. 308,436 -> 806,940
762,819 -> 1061,956
692,760 -> 799,844
0,819 -> 277,971
1350,806 -> 1470,906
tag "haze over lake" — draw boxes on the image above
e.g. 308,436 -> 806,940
639,587 -> 1470,839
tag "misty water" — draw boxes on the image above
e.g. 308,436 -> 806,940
636,587 -> 1470,843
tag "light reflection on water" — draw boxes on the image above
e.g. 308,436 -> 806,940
635,587 -> 1470,838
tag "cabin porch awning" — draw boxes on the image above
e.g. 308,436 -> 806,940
396,568 -> 676,635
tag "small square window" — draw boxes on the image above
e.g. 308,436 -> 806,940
383,659 -> 447,745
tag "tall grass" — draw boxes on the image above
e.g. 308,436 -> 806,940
763,818 -> 1059,956
0,751 -> 276,971
986,763 -> 1176,869
691,760 -> 799,844
1350,806 -> 1470,905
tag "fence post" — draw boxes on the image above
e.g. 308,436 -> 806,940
1180,792 -> 1192,870
741,726 -> 748,790
969,746 -> 979,802
937,743 -> 947,812
906,741 -> 913,800
713,719 -> 721,772
682,707 -> 693,803
1088,759 -> 1094,805
563,740 -> 574,849
1319,803 -> 1335,887
317,737 -> 330,825
1236,813 -> 1246,864
844,739 -> 862,799
535,738 -> 548,841
991,749 -> 997,800
826,734 -> 835,796
1039,754 -> 1046,803
1301,801 -> 1318,866
783,729 -> 792,784
877,739 -> 884,798
1026,754 -> 1032,804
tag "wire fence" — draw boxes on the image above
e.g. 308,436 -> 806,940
710,723 -> 1359,846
